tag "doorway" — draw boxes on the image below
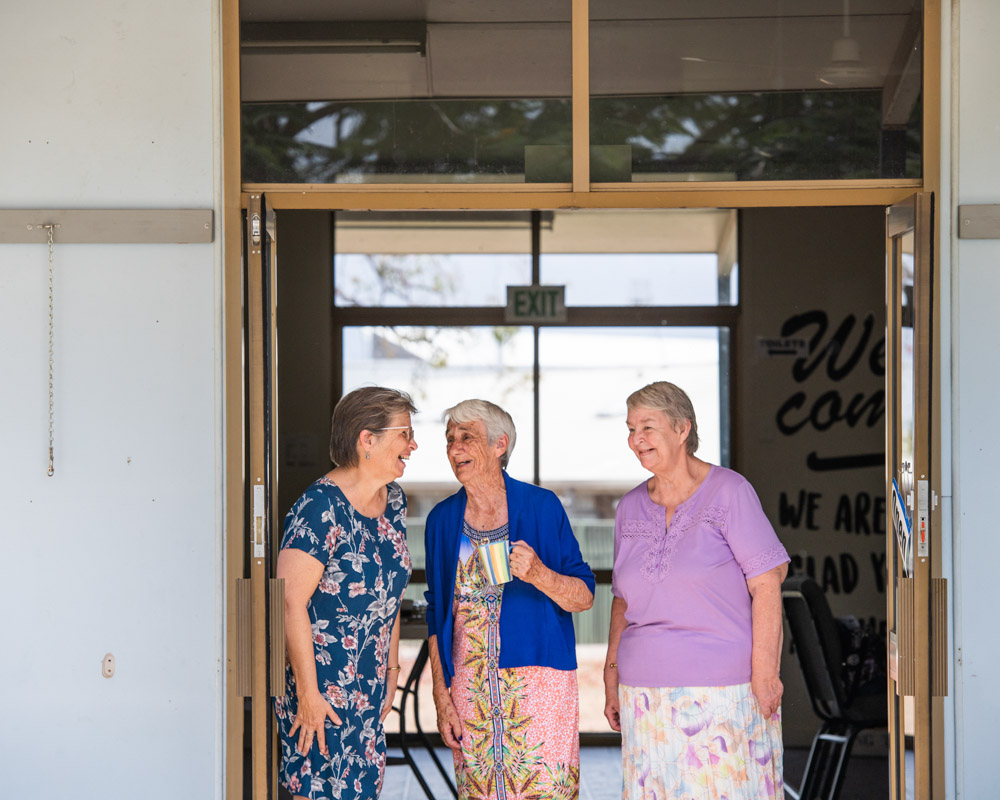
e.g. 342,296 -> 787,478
234,198 -> 946,799
275,207 -> 738,744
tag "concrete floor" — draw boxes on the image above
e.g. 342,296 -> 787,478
380,746 -> 622,800
379,745 -> 891,800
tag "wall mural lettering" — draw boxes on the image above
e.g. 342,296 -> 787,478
772,311 -> 888,604
740,207 -> 889,746
774,310 -> 885,470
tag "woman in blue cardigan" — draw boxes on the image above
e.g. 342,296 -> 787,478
424,399 -> 595,800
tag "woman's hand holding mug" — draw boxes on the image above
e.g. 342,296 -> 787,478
509,540 -> 545,585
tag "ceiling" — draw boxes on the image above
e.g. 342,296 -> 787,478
240,0 -> 922,104
335,209 -> 737,264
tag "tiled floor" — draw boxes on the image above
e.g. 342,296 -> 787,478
380,745 -> 891,800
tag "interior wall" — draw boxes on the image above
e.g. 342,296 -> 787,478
953,2 -> 1000,796
277,211 -> 335,517
738,206 -> 888,748
0,2 -> 223,798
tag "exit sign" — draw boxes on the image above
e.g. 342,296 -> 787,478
505,285 -> 567,323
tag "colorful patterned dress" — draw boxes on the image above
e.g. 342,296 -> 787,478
619,683 -> 784,800
273,477 -> 411,800
450,521 -> 580,800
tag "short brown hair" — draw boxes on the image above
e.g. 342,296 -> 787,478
329,387 -> 417,468
626,381 -> 699,455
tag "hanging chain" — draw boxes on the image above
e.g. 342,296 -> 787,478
44,224 -> 55,476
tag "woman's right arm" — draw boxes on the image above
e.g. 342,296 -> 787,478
603,595 -> 628,732
277,548 -> 342,756
426,634 -> 464,750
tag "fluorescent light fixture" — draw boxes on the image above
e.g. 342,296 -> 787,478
335,211 -> 552,231
816,0 -> 878,86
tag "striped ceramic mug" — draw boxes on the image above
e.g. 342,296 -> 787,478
477,539 -> 513,585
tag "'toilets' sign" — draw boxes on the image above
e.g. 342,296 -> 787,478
505,285 -> 567,324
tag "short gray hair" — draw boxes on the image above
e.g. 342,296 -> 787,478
443,399 -> 517,469
626,381 -> 699,455
329,386 -> 417,468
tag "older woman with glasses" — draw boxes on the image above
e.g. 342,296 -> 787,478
604,381 -> 789,800
424,399 -> 596,800
273,386 -> 418,800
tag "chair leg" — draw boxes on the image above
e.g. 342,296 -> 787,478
795,720 -> 861,800
394,688 -> 439,800
412,686 -> 458,797
404,751 -> 440,800
826,724 -> 862,800
793,719 -> 828,800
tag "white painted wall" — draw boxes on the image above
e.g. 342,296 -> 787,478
951,2 -> 1000,798
0,2 -> 223,799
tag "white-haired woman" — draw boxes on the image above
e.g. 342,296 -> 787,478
604,381 -> 789,800
423,399 -> 596,800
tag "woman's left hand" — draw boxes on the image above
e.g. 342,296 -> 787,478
751,671 -> 783,720
509,540 -> 546,585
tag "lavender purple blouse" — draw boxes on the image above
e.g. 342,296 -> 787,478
611,465 -> 789,688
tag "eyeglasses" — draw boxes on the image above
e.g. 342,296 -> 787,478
375,426 -> 415,442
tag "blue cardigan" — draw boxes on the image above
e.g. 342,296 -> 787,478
424,472 -> 596,687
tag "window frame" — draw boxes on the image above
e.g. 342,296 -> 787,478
230,0 -> 936,203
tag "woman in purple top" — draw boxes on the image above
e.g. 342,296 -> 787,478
603,381 -> 790,800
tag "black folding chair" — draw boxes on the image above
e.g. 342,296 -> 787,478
782,575 -> 888,800
385,639 -> 458,799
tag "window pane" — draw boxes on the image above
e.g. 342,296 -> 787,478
899,237 -> 915,575
336,253 -> 533,307
335,211 -> 533,306
589,2 -> 922,182
538,326 -> 723,491
900,241 -> 915,475
541,209 -> 737,306
243,100 -> 573,183
342,325 -> 535,514
545,253 -> 723,306
540,326 -> 726,732
575,600 -> 615,733
241,7 -> 572,183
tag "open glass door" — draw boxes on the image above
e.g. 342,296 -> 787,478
243,193 -> 284,800
886,193 -> 945,800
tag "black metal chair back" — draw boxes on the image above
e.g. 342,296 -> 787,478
782,575 -> 888,800
782,574 -> 850,720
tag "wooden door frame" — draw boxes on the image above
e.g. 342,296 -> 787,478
886,193 -> 946,800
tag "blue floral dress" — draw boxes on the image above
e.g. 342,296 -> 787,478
274,477 -> 411,800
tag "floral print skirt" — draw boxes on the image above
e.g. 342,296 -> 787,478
619,683 -> 783,800
450,538 -> 580,800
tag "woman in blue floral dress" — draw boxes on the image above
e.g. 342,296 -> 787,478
274,387 -> 418,800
